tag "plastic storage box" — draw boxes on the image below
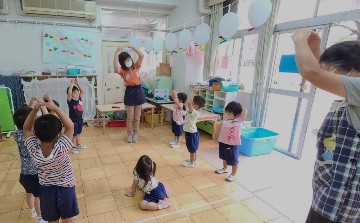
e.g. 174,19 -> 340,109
239,128 -> 279,156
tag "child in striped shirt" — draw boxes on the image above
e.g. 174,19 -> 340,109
23,94 -> 79,222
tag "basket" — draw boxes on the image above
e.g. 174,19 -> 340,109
221,82 -> 239,92
212,82 -> 222,91
108,120 -> 126,127
239,128 -> 279,156
144,111 -> 161,124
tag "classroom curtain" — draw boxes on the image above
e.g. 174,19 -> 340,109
22,77 -> 96,121
250,0 -> 281,127
203,2 -> 223,80
0,75 -> 24,111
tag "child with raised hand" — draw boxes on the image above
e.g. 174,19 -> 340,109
182,87 -> 205,168
67,78 -> 86,155
125,155 -> 171,210
23,94 -> 79,223
215,101 -> 247,182
13,97 -> 46,223
170,90 -> 187,149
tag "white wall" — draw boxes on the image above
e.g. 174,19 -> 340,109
169,0 -> 204,94
0,0 -> 104,104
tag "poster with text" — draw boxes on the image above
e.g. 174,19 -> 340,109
43,27 -> 95,66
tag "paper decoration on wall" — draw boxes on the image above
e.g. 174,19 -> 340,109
194,23 -> 211,45
219,12 -> 239,38
185,41 -> 205,65
153,37 -> 164,54
179,29 -> 192,49
221,45 -> 229,69
248,0 -> 272,27
145,36 -> 153,52
279,54 -> 299,73
165,33 -> 177,52
43,27 -> 95,66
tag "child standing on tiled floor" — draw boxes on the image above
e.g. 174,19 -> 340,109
182,87 -> 205,168
215,101 -> 247,182
169,90 -> 187,149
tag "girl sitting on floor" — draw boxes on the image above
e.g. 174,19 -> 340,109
125,155 -> 171,210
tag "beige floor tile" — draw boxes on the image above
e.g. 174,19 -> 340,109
269,217 -> 294,223
83,178 -> 111,196
75,197 -> 87,219
107,174 -> 133,191
103,163 -> 129,178
123,161 -> 138,174
162,178 -> 196,196
94,141 -> 113,149
4,168 -> 20,182
216,202 -> 262,223
0,210 -> 20,223
99,154 -> 123,166
119,205 -> 155,222
160,216 -> 194,223
190,209 -> 227,223
71,159 -> 81,170
0,171 -> 7,183
79,157 -> 103,170
87,210 -> 122,223
0,181 -> 24,196
0,193 -> 24,214
114,145 -> 136,154
76,182 -> 85,198
183,200 -> 213,215
113,188 -> 144,209
10,160 -> 21,170
97,147 -> 118,157
74,217 -> 89,223
155,167 -> 181,182
173,192 -> 205,207
80,167 -> 106,181
120,151 -> 142,163
183,173 -> 217,191
131,142 -> 154,151
85,192 -> 118,216
242,197 -> 282,222
78,149 -> 99,160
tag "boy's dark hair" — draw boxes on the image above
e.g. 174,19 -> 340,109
134,155 -> 156,187
13,107 -> 33,130
66,85 -> 79,95
118,52 -> 134,70
177,92 -> 187,111
319,41 -> 360,72
193,95 -> 205,108
225,101 -> 243,116
34,114 -> 62,143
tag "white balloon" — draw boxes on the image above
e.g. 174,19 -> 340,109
194,23 -> 211,45
134,38 -> 142,49
144,36 -> 153,52
219,12 -> 239,38
165,33 -> 177,52
178,29 -> 192,49
153,37 -> 164,54
129,33 -> 135,46
248,0 -> 272,27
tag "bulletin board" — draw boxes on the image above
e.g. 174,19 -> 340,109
42,27 -> 95,66
0,87 -> 16,133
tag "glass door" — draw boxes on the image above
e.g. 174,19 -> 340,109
261,26 -> 329,159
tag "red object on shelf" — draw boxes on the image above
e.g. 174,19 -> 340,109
108,120 -> 126,127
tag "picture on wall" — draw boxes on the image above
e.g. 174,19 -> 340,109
42,27 -> 95,66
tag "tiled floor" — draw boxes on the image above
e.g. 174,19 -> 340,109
0,122 -> 296,223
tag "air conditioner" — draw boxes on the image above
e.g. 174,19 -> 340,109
21,0 -> 96,20
0,0 -> 10,15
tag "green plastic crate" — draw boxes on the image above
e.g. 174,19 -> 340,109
196,121 -> 213,135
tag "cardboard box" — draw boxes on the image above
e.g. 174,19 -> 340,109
156,65 -> 171,76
